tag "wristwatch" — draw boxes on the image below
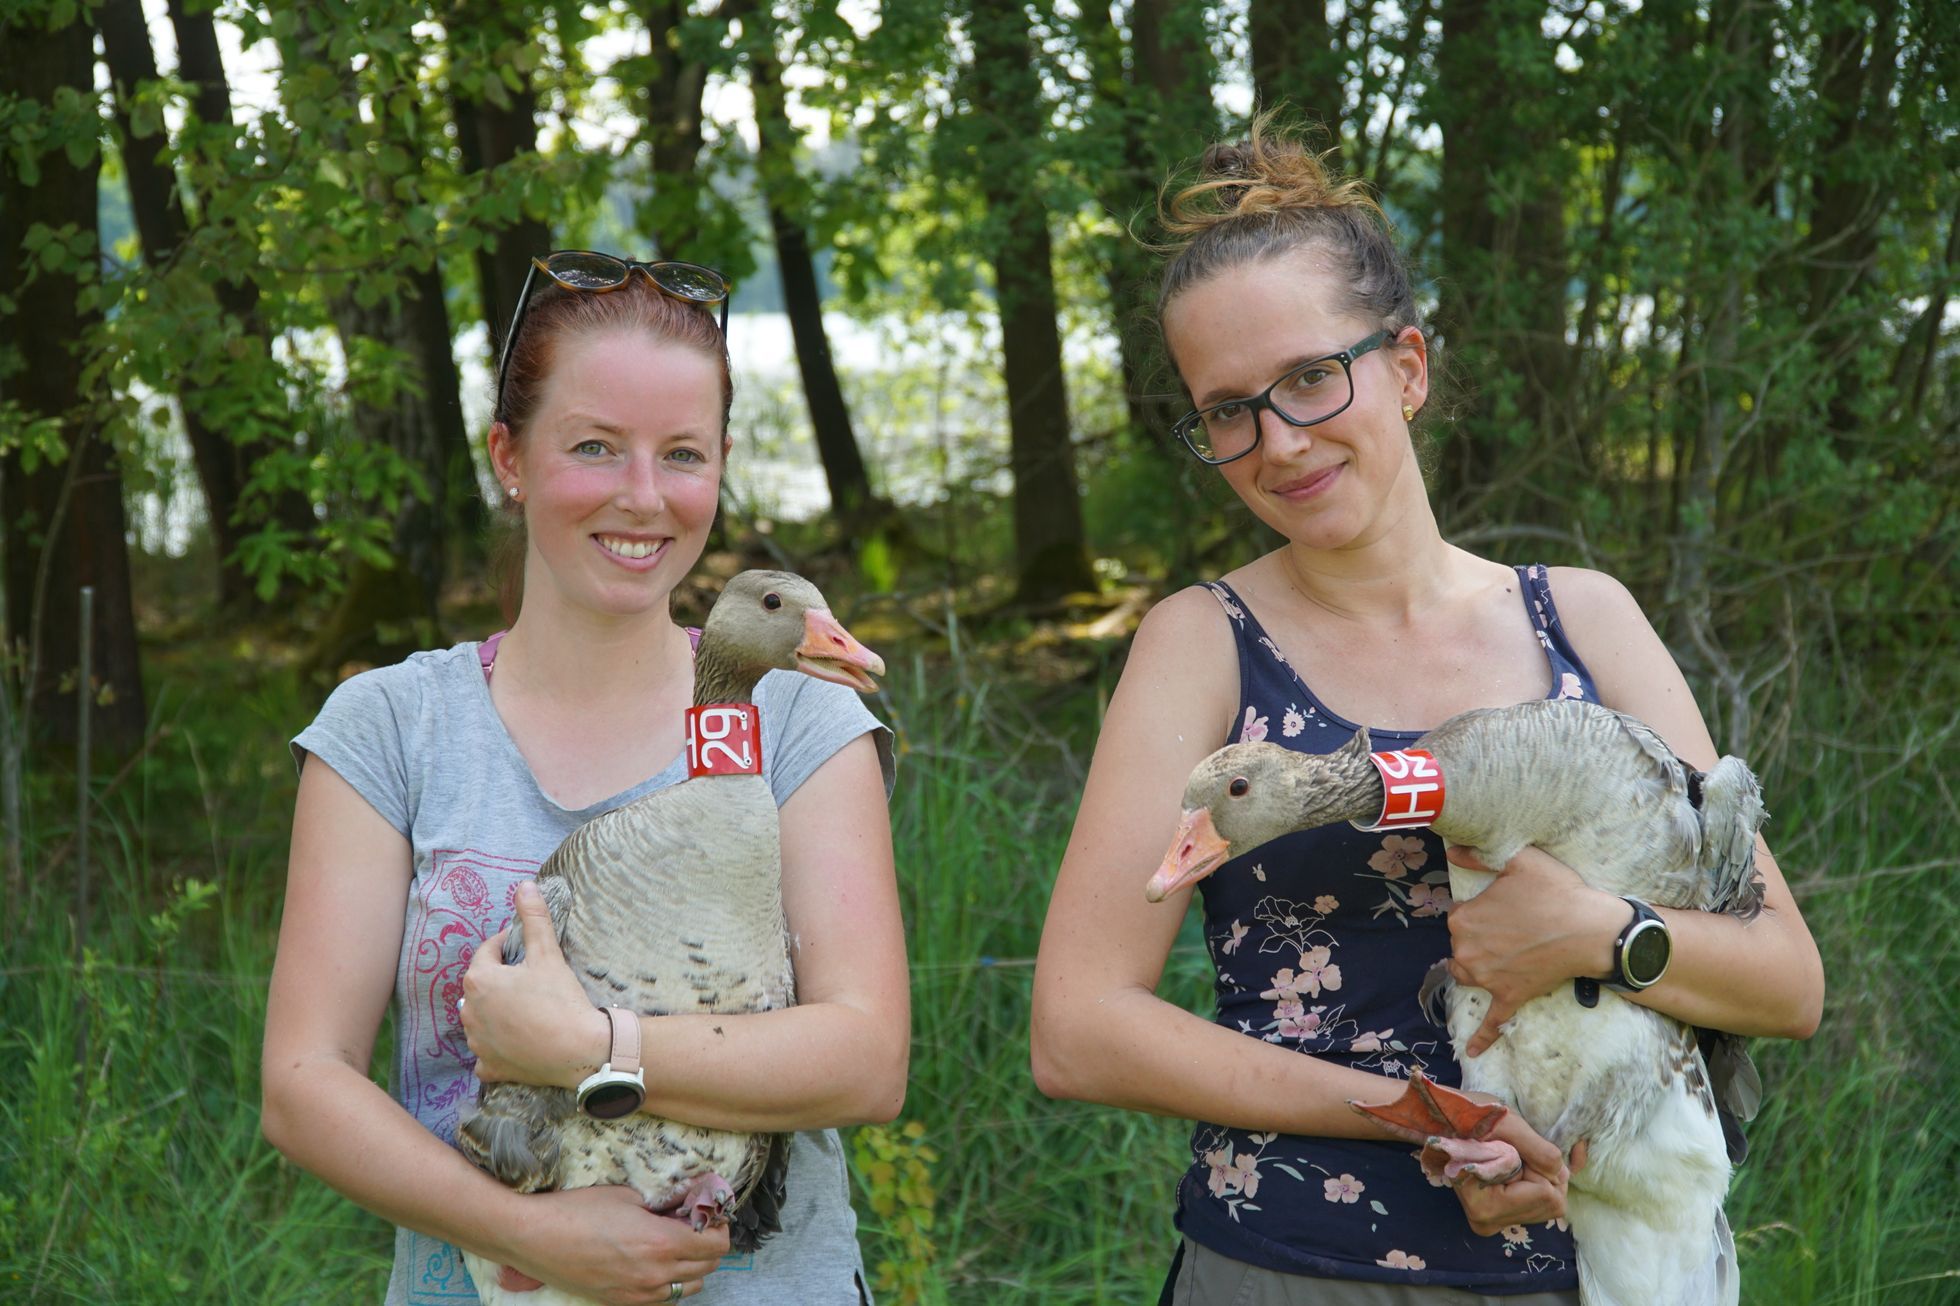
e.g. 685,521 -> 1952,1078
1573,896 -> 1671,1009
576,1006 -> 647,1120
1609,896 -> 1672,990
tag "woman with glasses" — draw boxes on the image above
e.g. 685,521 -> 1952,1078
1030,118 -> 1821,1303
264,254 -> 907,1304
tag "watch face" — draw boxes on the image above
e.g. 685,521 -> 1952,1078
581,1082 -> 644,1120
1624,921 -> 1670,986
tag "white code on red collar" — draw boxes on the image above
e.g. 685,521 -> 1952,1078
686,704 -> 762,777
1357,748 -> 1445,830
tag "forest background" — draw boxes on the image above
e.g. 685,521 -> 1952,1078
1,0 -> 1955,1301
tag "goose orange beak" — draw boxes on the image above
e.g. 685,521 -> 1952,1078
796,609 -> 884,693
1146,808 -> 1231,902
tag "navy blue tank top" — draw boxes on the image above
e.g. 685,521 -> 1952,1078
1173,564 -> 1591,1291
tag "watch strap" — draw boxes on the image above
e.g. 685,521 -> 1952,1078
603,1005 -> 641,1076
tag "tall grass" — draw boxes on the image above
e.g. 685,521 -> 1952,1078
1717,695 -> 1960,1304
861,649 -> 1214,1303
0,650 -> 391,1301
2,632 -> 1954,1302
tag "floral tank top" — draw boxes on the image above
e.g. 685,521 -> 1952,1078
1173,565 -> 1591,1290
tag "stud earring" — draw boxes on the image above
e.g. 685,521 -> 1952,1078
507,484 -> 521,500
1402,404 -> 1415,422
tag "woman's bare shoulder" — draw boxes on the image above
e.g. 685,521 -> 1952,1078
1542,565 -> 1645,625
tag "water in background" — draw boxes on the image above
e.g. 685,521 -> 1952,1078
133,310 -> 1123,556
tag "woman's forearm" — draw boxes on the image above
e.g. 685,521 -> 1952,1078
261,1054 -> 524,1262
631,1001 -> 908,1132
1034,982 -> 1435,1141
1630,896 -> 1823,1039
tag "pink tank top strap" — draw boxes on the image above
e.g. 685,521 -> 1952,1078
479,630 -> 506,681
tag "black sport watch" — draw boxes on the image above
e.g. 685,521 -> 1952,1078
1608,896 -> 1671,990
1573,896 -> 1671,1008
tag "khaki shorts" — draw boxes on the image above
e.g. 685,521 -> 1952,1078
1167,1239 -> 1581,1306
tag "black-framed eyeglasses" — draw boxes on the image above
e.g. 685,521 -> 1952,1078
494,250 -> 732,423
1172,330 -> 1391,464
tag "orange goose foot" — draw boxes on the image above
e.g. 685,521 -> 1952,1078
1349,1070 -> 1525,1187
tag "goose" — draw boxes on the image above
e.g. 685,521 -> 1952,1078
1146,698 -> 1764,1306
456,569 -> 884,1304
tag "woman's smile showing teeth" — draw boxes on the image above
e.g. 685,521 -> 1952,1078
594,533 -> 668,564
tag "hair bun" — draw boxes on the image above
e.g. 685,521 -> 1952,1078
1162,111 -> 1375,238
1152,110 -> 1420,355
1198,142 -> 1255,211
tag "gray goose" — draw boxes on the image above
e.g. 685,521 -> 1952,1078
457,570 -> 883,1304
1148,698 -> 1764,1306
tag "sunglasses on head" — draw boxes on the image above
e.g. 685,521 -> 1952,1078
494,250 -> 732,423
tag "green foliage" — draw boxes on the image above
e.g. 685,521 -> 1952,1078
850,1119 -> 941,1304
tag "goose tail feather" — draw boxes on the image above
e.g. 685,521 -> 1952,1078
727,1130 -> 792,1254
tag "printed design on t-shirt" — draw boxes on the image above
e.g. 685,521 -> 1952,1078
1357,832 -> 1454,927
1190,1121 -> 1569,1270
402,848 -> 541,1142
409,1229 -> 476,1302
402,848 -> 540,1305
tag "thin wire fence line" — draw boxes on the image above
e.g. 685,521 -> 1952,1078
0,946 -> 1216,987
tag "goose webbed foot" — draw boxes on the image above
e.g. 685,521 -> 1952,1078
1417,1135 -> 1525,1186
1350,1070 -> 1524,1187
663,1170 -> 737,1232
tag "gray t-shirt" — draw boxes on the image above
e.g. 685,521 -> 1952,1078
292,638 -> 893,1305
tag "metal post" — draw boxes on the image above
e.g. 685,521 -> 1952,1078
73,586 -> 92,1074
0,636 -> 19,900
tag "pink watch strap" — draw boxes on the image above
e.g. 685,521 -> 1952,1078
604,1006 -> 641,1075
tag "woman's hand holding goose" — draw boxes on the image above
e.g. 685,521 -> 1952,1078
1447,1101 -> 1572,1236
1444,846 -> 1629,1058
462,881 -> 613,1088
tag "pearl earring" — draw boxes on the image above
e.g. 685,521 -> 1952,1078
1402,404 -> 1415,422
507,484 -> 520,500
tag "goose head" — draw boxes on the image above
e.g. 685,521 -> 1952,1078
1145,730 -> 1379,901
696,570 -> 885,704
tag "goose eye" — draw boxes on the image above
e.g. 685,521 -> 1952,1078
1228,777 -> 1250,798
763,593 -> 783,611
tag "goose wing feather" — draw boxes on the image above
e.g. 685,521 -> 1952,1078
1696,756 -> 1767,919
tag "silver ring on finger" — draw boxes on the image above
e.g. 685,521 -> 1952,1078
669,1283 -> 684,1301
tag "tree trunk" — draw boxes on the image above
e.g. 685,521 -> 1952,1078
455,92 -> 553,363
1434,0 -> 1571,526
747,16 -> 881,528
449,0 -> 554,365
408,257 -> 486,566
165,0 -> 263,329
642,0 -> 712,260
967,0 -> 1097,603
99,0 -> 271,609
0,3 -> 147,751
278,11 -> 456,671
162,0 -> 318,584
1249,0 -> 1342,136
366,44 -> 482,580
1079,0 -> 1216,462
1804,0 -> 1902,451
